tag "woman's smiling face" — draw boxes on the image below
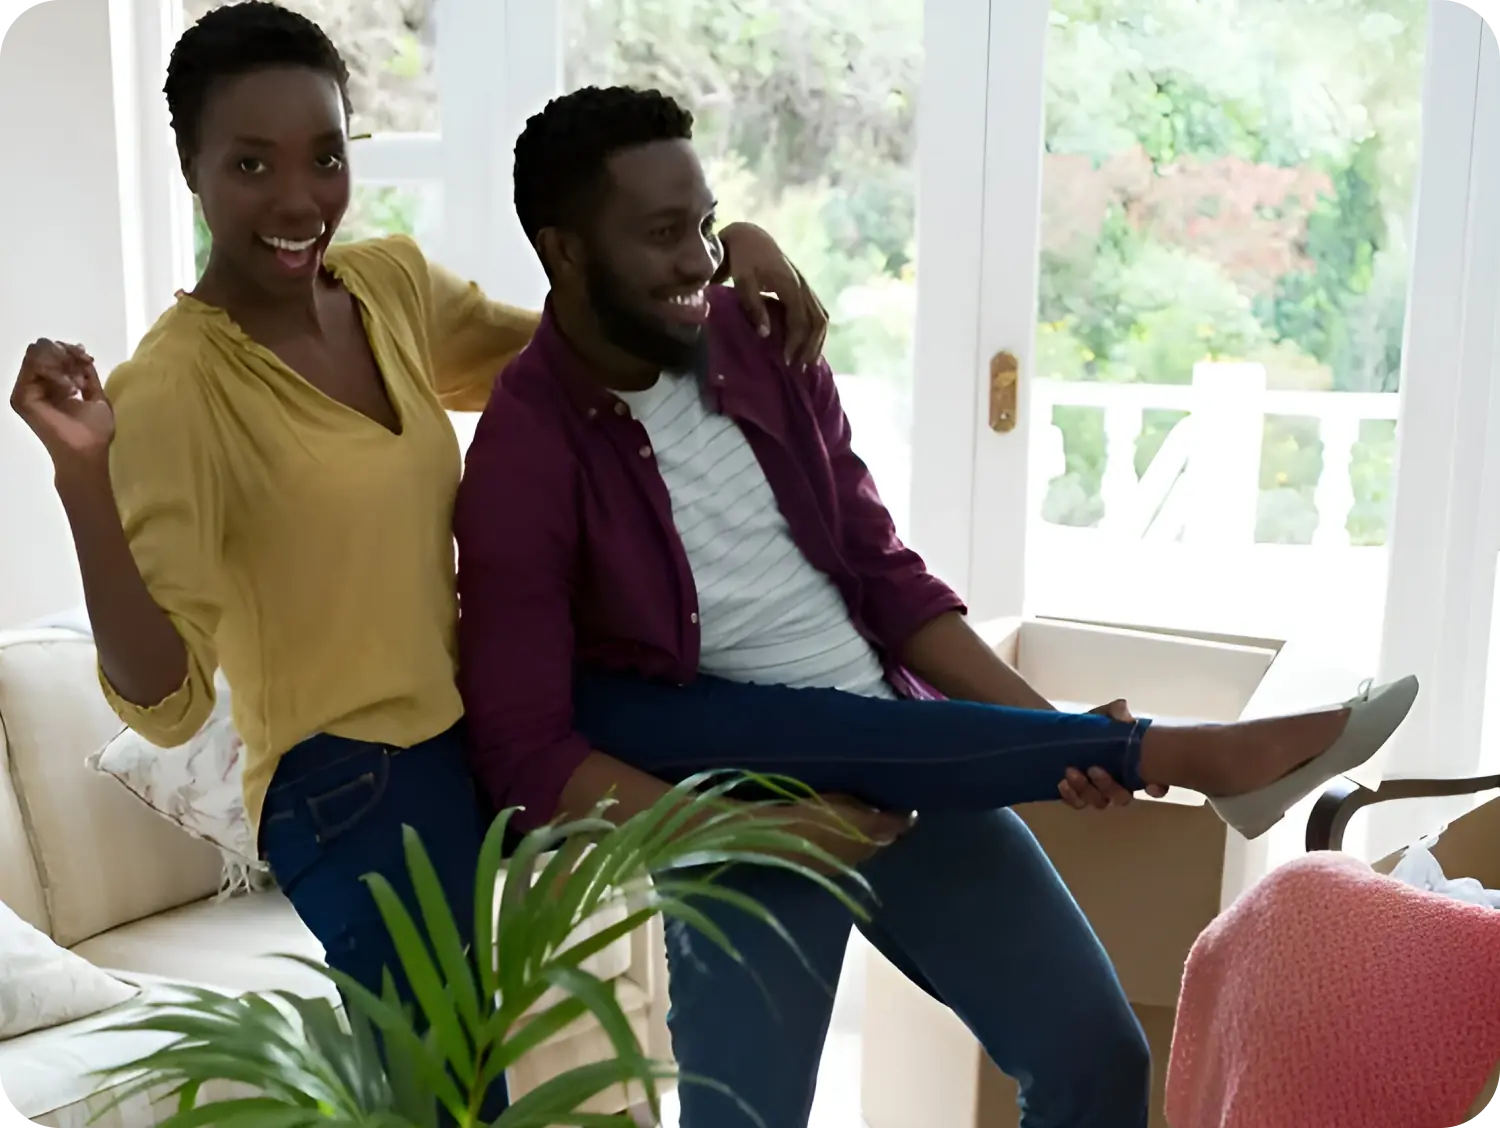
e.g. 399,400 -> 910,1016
186,65 -> 351,297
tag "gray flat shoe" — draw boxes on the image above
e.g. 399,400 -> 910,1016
1208,675 -> 1420,841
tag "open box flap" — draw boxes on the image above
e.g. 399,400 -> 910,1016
973,615 -> 1291,808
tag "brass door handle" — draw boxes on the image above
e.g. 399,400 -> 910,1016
989,350 -> 1019,433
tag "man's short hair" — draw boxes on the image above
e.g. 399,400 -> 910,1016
513,85 -> 695,252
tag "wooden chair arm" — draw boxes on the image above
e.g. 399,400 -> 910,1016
1305,774 -> 1500,852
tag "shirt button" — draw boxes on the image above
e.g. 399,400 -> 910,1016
689,612 -> 699,624
639,444 -> 652,458
586,407 -> 598,419
615,402 -> 629,416
715,373 -> 727,383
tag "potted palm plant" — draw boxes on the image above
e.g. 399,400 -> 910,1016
95,772 -> 867,1128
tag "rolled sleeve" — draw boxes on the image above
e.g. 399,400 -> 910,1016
454,396 -> 591,829
100,366 -> 223,745
799,343 -> 966,650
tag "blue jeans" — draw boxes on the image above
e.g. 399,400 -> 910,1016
573,671 -> 1151,1128
258,723 -> 509,1120
573,670 -> 1151,806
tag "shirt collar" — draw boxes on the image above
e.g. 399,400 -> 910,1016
531,294 -> 730,420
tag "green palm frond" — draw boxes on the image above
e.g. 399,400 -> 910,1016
93,772 -> 870,1128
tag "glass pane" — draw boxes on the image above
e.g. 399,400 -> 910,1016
191,183 -> 443,278
180,0 -> 439,134
563,0 -> 922,532
1024,0 -> 1427,641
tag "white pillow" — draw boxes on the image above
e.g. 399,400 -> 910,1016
0,900 -> 138,1039
88,672 -> 260,868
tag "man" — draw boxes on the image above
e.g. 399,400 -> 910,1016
454,86 -> 1150,1126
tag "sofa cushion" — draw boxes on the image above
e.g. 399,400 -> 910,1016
70,879 -> 635,1010
0,899 -> 137,1040
0,704 -> 48,932
0,631 -> 223,946
63,892 -> 645,1113
0,974 -> 243,1123
69,889 -> 334,1003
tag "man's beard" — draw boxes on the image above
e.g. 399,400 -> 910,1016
585,258 -> 707,373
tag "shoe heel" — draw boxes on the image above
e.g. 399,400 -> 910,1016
1210,799 -> 1285,842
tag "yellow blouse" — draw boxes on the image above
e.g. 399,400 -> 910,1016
99,235 -> 539,829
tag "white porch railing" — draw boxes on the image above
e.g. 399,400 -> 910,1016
1030,363 -> 1402,547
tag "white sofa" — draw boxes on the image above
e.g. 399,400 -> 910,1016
0,628 -> 672,1127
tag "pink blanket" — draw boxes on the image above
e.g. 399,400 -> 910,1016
1167,852 -> 1500,1127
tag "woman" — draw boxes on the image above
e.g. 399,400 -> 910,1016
6,2 -> 832,1114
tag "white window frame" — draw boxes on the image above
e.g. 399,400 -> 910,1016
1359,0 -> 1500,857
425,0 -> 557,306
1380,0 -> 1500,769
904,0 -> 1015,589
109,0 -> 193,342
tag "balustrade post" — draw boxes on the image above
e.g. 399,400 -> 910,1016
1028,390 -> 1066,521
1313,415 -> 1361,547
1098,405 -> 1144,533
1183,362 -> 1267,546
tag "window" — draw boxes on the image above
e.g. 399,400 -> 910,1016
1030,0 -> 1425,552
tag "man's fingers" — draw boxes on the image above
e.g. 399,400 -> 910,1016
733,274 -> 772,338
793,288 -> 827,368
778,278 -> 813,365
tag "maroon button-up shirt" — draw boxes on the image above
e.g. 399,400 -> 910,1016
453,289 -> 965,828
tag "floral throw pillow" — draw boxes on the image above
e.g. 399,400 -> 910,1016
88,672 -> 261,868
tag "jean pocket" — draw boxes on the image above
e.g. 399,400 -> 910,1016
304,752 -> 391,844
267,735 -> 387,798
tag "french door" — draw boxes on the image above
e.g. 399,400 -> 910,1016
910,0 -> 1500,814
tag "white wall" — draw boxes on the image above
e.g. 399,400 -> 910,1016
0,0 -> 130,627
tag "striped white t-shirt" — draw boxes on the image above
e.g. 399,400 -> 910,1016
616,373 -> 894,699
